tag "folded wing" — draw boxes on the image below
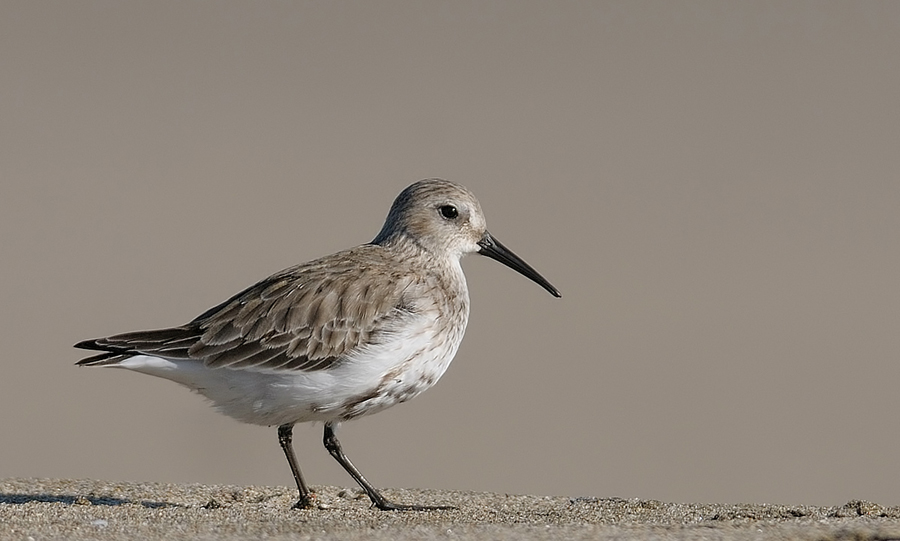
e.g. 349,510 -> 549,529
76,246 -> 419,372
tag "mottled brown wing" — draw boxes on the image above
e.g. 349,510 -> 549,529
76,245 -> 420,372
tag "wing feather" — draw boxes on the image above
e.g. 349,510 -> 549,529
75,244 -> 421,373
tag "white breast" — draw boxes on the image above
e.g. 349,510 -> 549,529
113,307 -> 467,427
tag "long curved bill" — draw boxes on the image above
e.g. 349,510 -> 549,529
477,232 -> 561,298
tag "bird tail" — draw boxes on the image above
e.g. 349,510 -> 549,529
74,339 -> 134,366
74,326 -> 198,366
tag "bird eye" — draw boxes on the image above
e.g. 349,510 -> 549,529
439,205 -> 458,220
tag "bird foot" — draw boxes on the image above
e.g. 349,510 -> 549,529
372,499 -> 457,511
290,494 -> 317,510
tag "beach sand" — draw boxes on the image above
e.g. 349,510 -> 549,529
2,478 -> 899,540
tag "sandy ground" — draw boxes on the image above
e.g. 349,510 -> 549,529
2,478 -> 899,541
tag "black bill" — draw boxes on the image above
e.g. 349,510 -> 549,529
477,232 -> 561,298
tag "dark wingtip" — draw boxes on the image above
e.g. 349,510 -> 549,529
74,338 -> 130,366
76,351 -> 127,366
74,339 -> 102,351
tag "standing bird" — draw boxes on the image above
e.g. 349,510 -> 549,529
76,179 -> 560,510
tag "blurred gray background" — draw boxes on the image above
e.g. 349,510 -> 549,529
2,1 -> 898,507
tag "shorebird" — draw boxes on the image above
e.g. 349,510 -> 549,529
76,178 -> 560,510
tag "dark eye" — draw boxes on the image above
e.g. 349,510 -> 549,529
439,205 -> 458,219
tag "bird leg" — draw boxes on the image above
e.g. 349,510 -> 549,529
322,422 -> 456,511
277,424 -> 315,509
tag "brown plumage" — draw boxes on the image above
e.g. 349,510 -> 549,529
77,245 -> 428,373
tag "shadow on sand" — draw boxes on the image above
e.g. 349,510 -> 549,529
0,492 -> 176,508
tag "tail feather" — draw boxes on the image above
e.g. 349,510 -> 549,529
75,350 -> 132,366
75,326 -> 199,366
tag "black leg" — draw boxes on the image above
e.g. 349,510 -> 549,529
277,424 -> 314,509
322,422 -> 456,511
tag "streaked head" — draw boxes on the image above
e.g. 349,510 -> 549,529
374,179 -> 560,297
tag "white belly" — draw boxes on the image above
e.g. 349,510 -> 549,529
113,312 -> 466,426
